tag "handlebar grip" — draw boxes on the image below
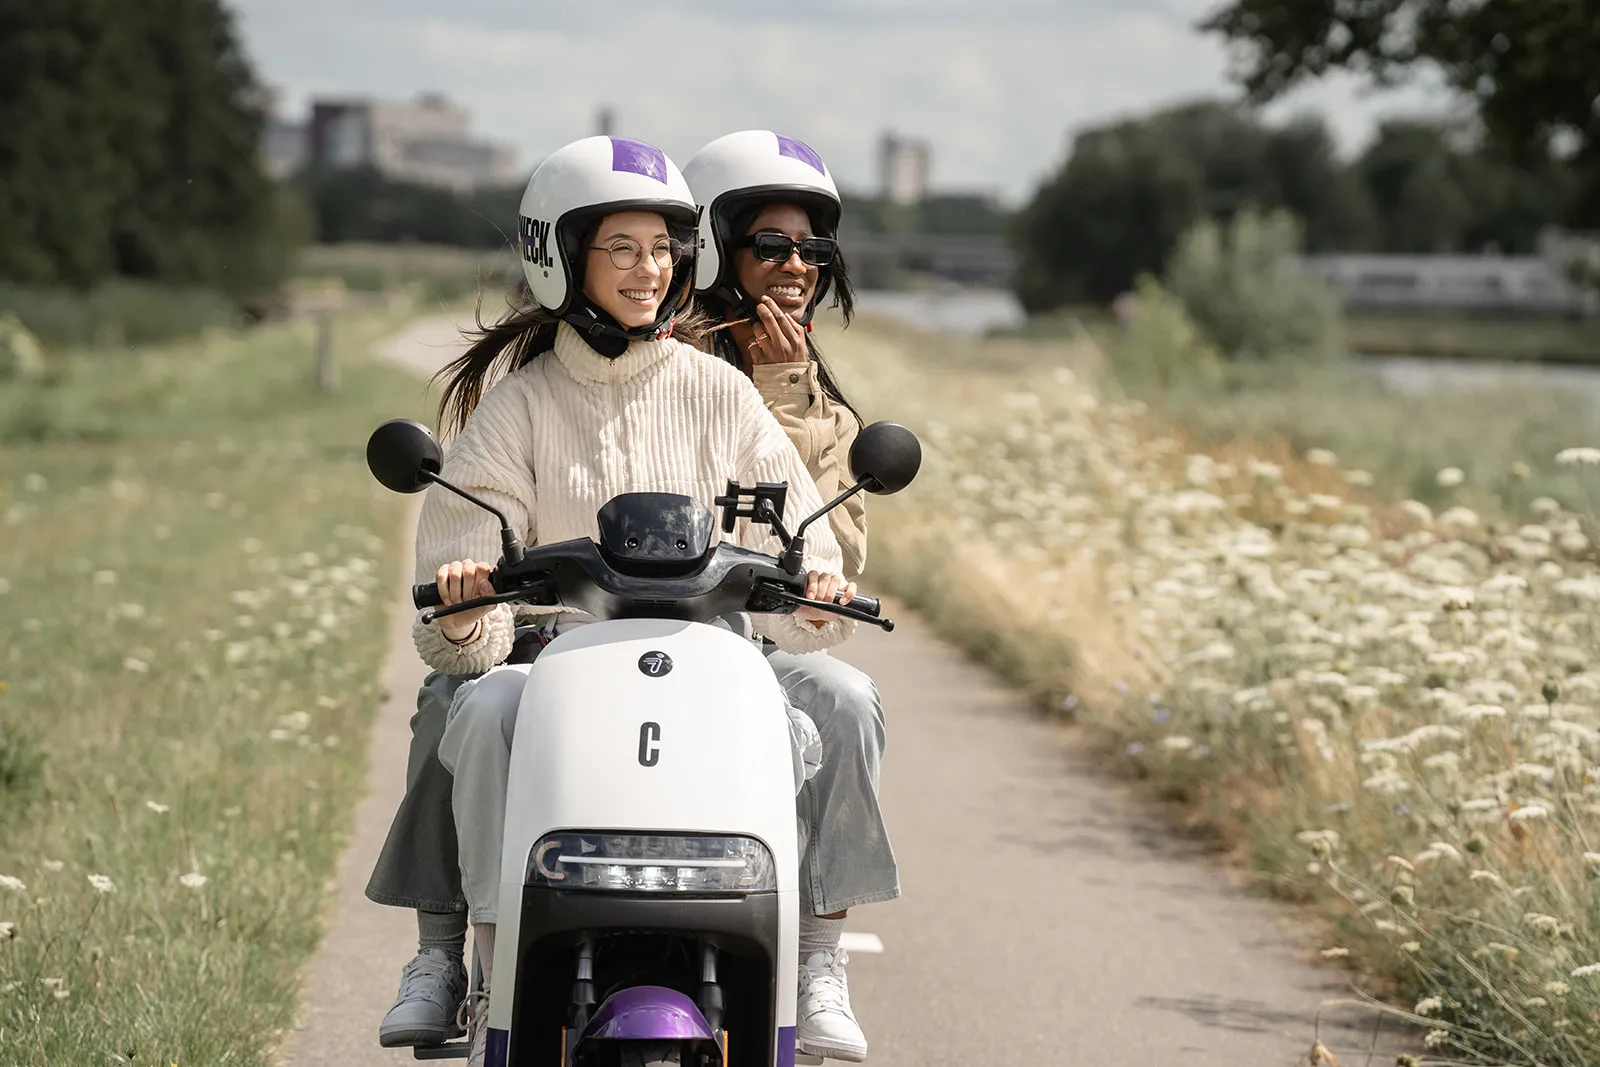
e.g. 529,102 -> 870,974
413,583 -> 443,609
837,592 -> 880,618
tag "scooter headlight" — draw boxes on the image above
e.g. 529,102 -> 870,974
527,832 -> 777,894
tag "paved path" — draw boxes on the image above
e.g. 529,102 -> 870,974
281,315 -> 1412,1067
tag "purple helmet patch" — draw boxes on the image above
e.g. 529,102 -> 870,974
610,137 -> 669,183
775,134 -> 825,175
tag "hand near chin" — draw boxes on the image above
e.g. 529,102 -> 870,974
747,296 -> 808,365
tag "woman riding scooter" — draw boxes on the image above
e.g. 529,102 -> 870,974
683,130 -> 898,1063
365,134 -> 892,1066
374,135 -> 856,1066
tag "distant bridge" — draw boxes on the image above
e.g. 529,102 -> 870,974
1295,254 -> 1600,319
837,231 -> 1016,287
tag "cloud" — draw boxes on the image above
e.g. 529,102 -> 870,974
229,0 -> 1465,203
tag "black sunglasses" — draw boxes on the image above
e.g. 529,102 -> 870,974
736,232 -> 838,267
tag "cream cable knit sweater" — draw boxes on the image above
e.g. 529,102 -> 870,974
411,323 -> 856,674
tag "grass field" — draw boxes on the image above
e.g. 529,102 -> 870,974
0,310 -> 431,1063
822,313 -> 1600,1066
1343,312 -> 1600,364
294,242 -> 516,307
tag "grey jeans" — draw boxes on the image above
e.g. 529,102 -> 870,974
364,631 -> 899,918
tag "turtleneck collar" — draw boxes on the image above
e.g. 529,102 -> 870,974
552,321 -> 678,387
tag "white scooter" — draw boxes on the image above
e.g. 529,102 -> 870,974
365,417 -> 922,1067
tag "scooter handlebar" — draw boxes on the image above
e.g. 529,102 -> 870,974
839,592 -> 880,618
413,582 -> 443,609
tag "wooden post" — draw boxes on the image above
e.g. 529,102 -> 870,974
314,309 -> 337,391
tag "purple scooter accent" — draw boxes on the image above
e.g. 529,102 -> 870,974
579,985 -> 717,1041
486,1028 -> 510,1067
777,1025 -> 797,1067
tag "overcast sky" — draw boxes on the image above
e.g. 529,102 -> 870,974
228,0 -> 1457,203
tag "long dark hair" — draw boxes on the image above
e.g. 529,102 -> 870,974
699,202 -> 862,422
434,279 -> 714,438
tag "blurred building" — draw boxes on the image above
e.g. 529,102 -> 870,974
262,115 -> 308,179
264,92 -> 519,193
878,131 -> 930,206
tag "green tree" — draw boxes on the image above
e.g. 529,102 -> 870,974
1198,0 -> 1600,222
1163,206 -> 1345,362
1011,100 -> 1374,310
294,167 -> 522,248
1355,119 -> 1578,253
0,0 -> 291,295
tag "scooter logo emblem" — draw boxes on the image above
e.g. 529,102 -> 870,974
638,651 -> 673,676
639,722 -> 661,767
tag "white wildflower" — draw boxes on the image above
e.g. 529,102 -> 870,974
122,657 -> 149,673
1401,500 -> 1433,525
178,872 -> 208,890
1524,912 -> 1564,936
1452,704 -> 1507,723
1305,448 -> 1338,467
1555,576 -> 1600,602
1423,752 -> 1461,774
144,800 -> 169,814
0,876 -> 24,893
1415,996 -> 1442,1017
1436,467 -> 1465,488
1510,805 -> 1550,822
1364,771 -> 1411,795
87,874 -> 116,893
1555,447 -> 1600,466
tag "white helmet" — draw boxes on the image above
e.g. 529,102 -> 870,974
517,135 -> 700,346
681,130 -> 843,320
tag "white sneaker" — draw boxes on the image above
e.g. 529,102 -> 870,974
378,948 -> 467,1047
458,989 -> 491,1067
797,949 -> 867,1061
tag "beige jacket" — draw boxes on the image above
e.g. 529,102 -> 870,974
750,359 -> 868,581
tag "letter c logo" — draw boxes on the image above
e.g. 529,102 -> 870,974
638,722 -> 661,767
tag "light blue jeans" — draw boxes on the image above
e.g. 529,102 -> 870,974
764,647 -> 900,915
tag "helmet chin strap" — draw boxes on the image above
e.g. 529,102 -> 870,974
561,296 -> 679,359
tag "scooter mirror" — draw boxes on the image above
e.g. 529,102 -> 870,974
367,418 -> 443,494
849,421 -> 922,496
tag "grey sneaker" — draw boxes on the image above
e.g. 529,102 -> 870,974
378,948 -> 468,1047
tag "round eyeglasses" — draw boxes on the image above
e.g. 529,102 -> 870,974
590,238 -> 687,271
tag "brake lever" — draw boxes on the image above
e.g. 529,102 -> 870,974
761,589 -> 895,632
420,590 -> 527,625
